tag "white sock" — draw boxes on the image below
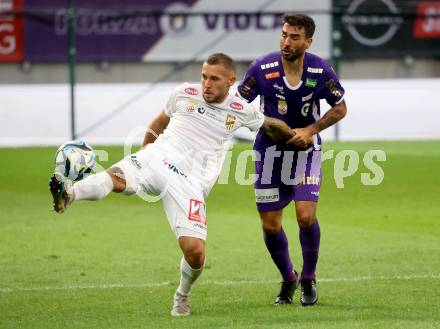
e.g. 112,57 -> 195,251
73,171 -> 114,201
177,256 -> 204,296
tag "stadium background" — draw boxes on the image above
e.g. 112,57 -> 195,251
1,1 -> 439,328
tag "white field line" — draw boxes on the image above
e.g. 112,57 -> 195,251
1,273 -> 439,294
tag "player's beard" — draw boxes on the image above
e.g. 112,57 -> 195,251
203,89 -> 228,103
282,49 -> 304,62
204,93 -> 222,104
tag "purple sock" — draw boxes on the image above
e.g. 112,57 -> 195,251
264,227 -> 297,282
299,219 -> 320,279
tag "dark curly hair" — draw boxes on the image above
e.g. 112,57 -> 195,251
282,13 -> 315,38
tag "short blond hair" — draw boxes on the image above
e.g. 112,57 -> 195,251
205,53 -> 236,73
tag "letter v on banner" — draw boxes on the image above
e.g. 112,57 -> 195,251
0,0 -> 24,62
188,199 -> 207,225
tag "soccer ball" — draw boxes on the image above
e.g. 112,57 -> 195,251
54,140 -> 96,181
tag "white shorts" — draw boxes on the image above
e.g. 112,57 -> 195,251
113,145 -> 207,240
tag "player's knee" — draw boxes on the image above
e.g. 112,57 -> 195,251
179,237 -> 205,269
296,208 -> 316,228
106,167 -> 126,193
260,211 -> 283,235
295,201 -> 317,228
184,247 -> 205,269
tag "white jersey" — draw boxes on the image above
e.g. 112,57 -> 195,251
151,82 -> 264,196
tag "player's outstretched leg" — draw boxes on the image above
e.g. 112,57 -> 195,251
49,170 -> 117,213
72,171 -> 115,201
49,172 -> 74,213
299,218 -> 320,306
171,237 -> 205,316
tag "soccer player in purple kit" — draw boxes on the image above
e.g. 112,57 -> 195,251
237,13 -> 347,306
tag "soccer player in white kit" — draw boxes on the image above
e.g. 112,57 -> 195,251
49,53 -> 294,316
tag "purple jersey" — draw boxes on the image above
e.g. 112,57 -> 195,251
237,51 -> 345,151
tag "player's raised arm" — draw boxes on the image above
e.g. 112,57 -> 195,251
261,116 -> 294,143
142,110 -> 170,147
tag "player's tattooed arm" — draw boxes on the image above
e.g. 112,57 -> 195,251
287,100 -> 347,148
142,110 -> 171,148
262,116 -> 294,142
312,100 -> 347,133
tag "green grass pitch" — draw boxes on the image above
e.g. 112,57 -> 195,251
0,141 -> 439,329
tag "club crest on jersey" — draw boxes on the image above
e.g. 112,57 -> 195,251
265,71 -> 280,79
186,99 -> 197,112
184,87 -> 198,95
230,102 -> 243,110
188,199 -> 207,226
225,114 -> 236,130
277,100 -> 287,115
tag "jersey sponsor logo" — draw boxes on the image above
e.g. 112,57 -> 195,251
325,79 -> 342,98
265,71 -> 280,79
277,100 -> 287,115
301,103 -> 311,116
273,83 -> 284,94
184,87 -> 198,95
188,199 -> 207,226
260,61 -> 279,70
225,114 -> 236,130
129,155 -> 142,169
230,102 -> 244,110
193,222 -> 207,231
302,92 -> 313,102
296,176 -> 321,186
305,78 -> 318,88
307,67 -> 324,74
162,159 -> 188,179
205,111 -> 223,123
255,188 -> 280,203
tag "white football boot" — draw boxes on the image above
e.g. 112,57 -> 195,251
170,290 -> 191,316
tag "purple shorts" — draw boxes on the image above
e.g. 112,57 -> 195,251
254,146 -> 322,212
